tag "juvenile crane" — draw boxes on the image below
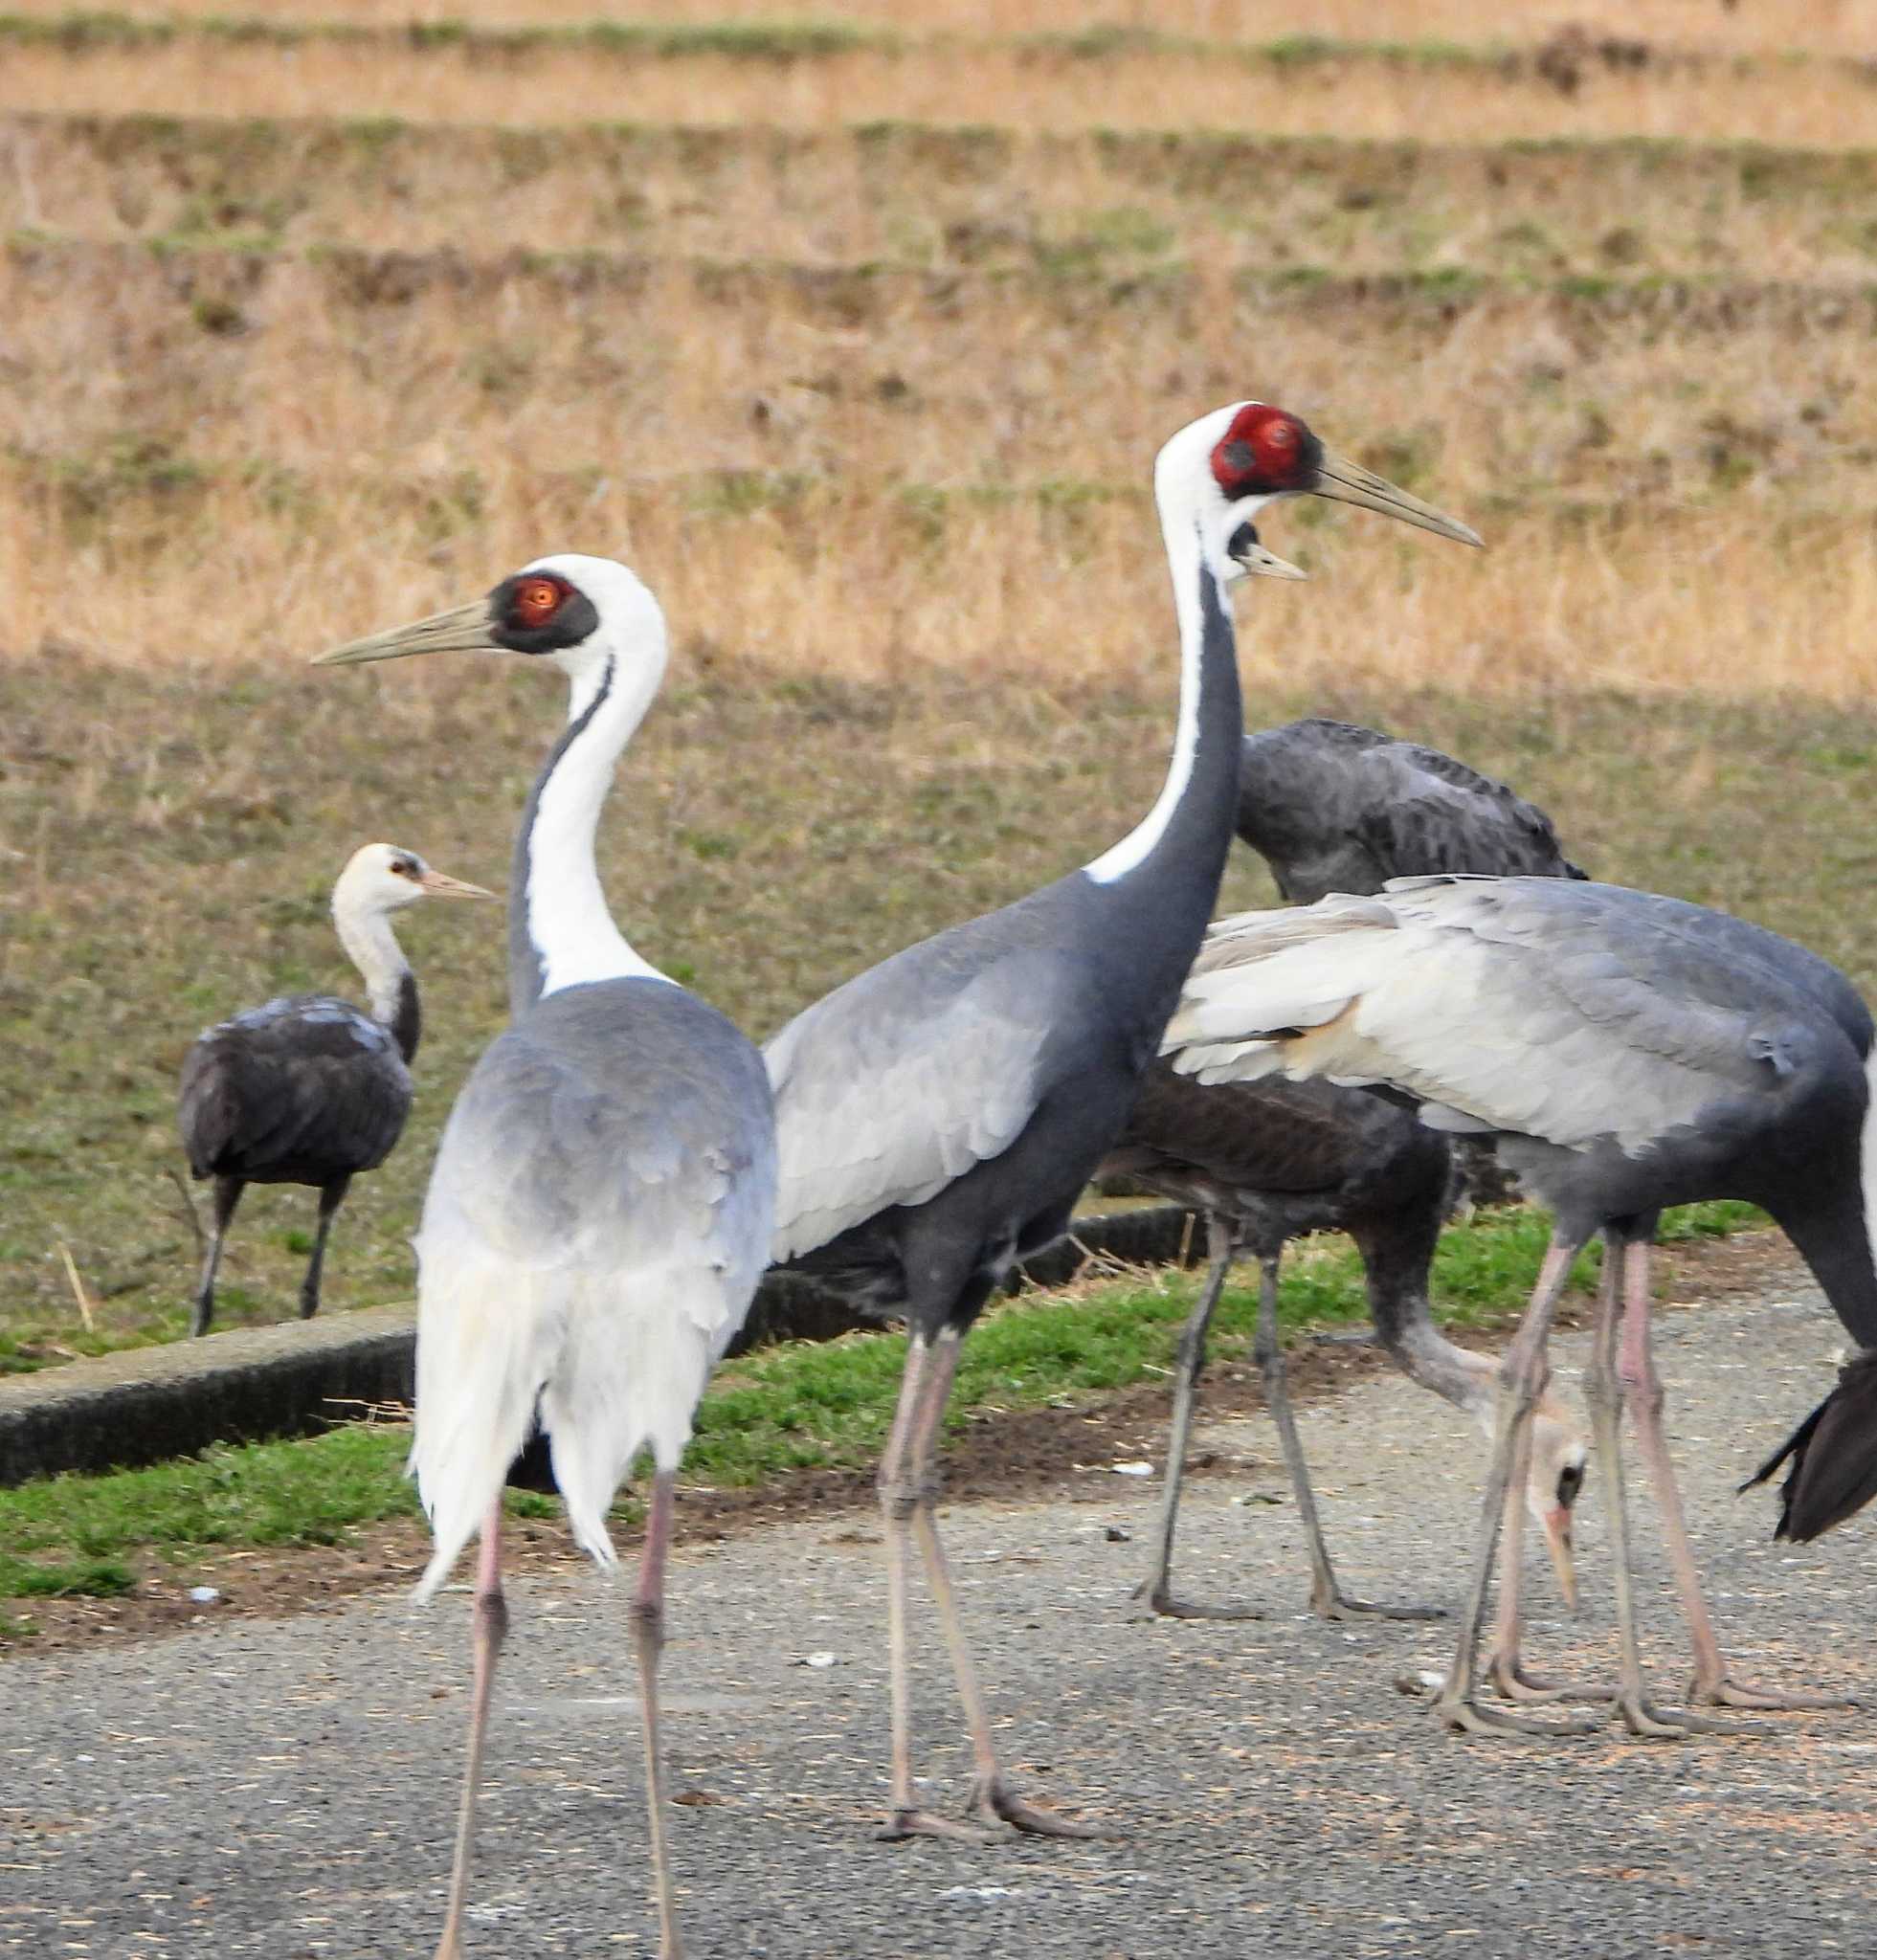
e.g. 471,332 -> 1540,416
767,401 -> 1480,1839
177,841 -> 490,1336
316,555 -> 776,1960
1166,874 -> 1875,1739
1116,724 -> 1587,1624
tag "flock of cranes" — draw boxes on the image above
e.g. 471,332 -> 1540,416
169,399 -> 1877,1955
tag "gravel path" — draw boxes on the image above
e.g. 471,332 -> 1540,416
5,1267 -> 1872,1959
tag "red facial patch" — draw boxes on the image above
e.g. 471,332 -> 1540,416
1211,403 -> 1313,498
511,573 -> 570,628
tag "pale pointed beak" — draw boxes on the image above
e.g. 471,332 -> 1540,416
1541,1503 -> 1578,1613
416,868 -> 496,900
311,599 -> 495,667
1231,539 -> 1307,582
1309,447 -> 1484,548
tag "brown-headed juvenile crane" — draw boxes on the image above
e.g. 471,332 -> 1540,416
177,841 -> 491,1336
766,402 -> 1479,1840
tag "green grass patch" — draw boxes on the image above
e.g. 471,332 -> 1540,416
0,1198 -> 1761,1628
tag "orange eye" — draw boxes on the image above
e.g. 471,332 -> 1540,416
515,577 -> 562,624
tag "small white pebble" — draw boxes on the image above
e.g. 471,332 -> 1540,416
1111,1461 -> 1153,1478
795,1651 -> 838,1669
189,1586 -> 221,1605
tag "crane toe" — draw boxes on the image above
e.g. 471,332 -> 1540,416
965,1772 -> 1114,1839
1687,1674 -> 1858,1712
874,1808 -> 997,1846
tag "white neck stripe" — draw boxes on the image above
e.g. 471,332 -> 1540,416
525,653 -> 672,996
1084,513 -> 1213,886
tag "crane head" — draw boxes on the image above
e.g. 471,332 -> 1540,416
335,842 -> 494,917
1163,401 -> 1482,585
310,554 -> 664,682
1526,1399 -> 1587,1612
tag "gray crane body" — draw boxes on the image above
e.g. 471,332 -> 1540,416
1237,716 -> 1585,902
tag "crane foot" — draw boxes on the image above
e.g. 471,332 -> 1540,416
1688,1673 -> 1857,1712
875,1808 -> 995,1845
965,1772 -> 1113,1839
1431,1690 -> 1600,1741
1486,1651 -> 1617,1704
1616,1693 -> 1756,1740
1128,1587 -> 1265,1622
1314,1588 -> 1445,1623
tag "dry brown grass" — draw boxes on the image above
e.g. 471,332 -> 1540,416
10,117 -> 1877,284
2,38 -> 1875,145
1,234 -> 1870,694
0,0 -> 1864,60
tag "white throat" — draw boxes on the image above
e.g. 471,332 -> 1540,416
1084,476 -> 1225,886
525,649 -> 673,997
332,889 -> 411,1026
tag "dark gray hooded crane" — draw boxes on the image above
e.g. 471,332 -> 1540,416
766,400 -> 1480,1841
316,554 -> 776,1960
177,840 -> 491,1336
1166,873 -> 1877,1742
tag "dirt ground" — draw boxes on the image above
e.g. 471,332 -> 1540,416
2,1246 -> 1866,1958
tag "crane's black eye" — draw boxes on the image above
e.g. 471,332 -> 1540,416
394,858 -> 418,876
1227,521 -> 1260,562
1556,1463 -> 1584,1506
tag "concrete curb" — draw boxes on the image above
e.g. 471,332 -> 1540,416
0,1205 -> 1199,1486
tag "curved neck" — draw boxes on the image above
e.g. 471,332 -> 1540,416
508,649 -> 671,1017
334,900 -> 417,1058
1083,505 -> 1242,902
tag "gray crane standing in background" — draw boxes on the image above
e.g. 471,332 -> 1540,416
316,555 -> 776,1960
177,840 -> 490,1336
1113,722 -> 1588,1628
1167,873 -> 1875,1740
767,400 -> 1480,1841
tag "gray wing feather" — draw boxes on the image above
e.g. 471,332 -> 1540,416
178,993 -> 411,1180
765,932 -> 1080,1262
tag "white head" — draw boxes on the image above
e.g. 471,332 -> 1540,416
1152,399 -> 1483,587
329,842 -> 493,924
310,551 -> 668,715
1526,1394 -> 1588,1610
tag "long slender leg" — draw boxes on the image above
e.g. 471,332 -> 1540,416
1486,1254 -> 1612,1705
1129,1214 -> 1263,1621
190,1176 -> 243,1338
632,1470 -> 686,1960
435,1501 -> 508,1960
890,1331 -> 1103,1840
1255,1254 -> 1442,1622
1432,1239 -> 1598,1740
874,1335 -> 980,1843
299,1174 -> 351,1320
1619,1243 -> 1851,1714
1580,1238 -> 1732,1738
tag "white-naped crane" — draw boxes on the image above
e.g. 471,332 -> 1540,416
1166,874 -> 1876,1739
177,841 -> 491,1337
766,401 -> 1480,1841
1106,1067 -> 1585,1626
1113,722 -> 1589,1625
315,555 -> 777,1960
